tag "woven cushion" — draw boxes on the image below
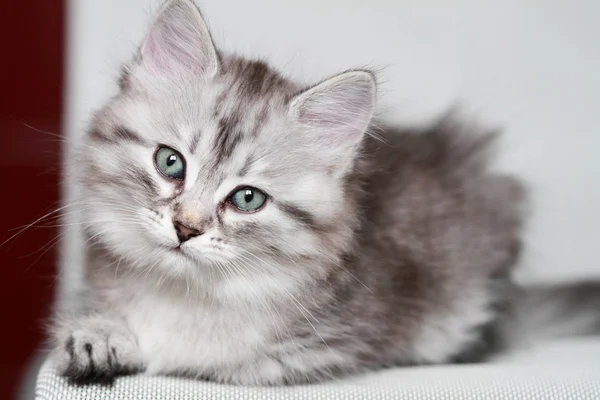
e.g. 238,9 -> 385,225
35,338 -> 600,399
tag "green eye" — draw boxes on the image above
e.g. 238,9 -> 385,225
154,146 -> 185,180
229,187 -> 267,212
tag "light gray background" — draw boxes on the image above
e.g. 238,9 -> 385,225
61,0 -> 600,304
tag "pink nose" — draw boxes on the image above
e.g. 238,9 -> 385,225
173,220 -> 202,243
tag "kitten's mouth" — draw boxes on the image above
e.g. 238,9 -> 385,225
159,243 -> 184,254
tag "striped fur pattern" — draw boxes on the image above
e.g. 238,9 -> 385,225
50,0 -> 599,386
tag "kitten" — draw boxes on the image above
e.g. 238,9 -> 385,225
50,0 -> 600,386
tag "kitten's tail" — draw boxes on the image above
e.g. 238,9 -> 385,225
513,282 -> 600,341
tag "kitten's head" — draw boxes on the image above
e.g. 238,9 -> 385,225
79,0 -> 375,293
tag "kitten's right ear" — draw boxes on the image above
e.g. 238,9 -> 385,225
137,0 -> 219,77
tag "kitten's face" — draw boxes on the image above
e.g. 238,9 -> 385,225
77,0 -> 375,290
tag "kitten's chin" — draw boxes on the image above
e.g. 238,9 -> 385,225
150,250 -> 205,279
157,243 -> 219,271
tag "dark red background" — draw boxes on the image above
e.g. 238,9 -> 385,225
0,1 -> 64,398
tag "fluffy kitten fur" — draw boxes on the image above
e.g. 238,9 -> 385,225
51,0 -> 600,386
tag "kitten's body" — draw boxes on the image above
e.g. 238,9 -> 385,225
51,0 -> 599,386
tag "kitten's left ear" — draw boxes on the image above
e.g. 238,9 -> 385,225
138,0 -> 219,76
289,71 -> 376,170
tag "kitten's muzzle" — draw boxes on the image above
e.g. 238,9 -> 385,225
173,220 -> 203,243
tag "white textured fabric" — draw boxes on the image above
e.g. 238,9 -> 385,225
35,338 -> 600,399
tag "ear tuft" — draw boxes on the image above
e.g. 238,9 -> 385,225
288,71 -> 376,174
290,71 -> 376,159
139,0 -> 218,76
291,71 -> 376,139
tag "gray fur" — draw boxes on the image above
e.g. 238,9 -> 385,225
50,0 -> 600,386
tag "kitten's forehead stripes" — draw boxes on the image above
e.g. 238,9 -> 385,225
213,116 -> 244,165
233,61 -> 278,101
89,126 -> 149,147
249,104 -> 270,138
238,155 -> 255,177
229,59 -> 294,104
209,59 -> 295,166
188,130 -> 202,154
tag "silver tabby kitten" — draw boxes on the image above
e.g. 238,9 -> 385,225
51,0 -> 600,386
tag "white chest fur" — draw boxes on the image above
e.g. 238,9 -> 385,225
118,288 -> 275,375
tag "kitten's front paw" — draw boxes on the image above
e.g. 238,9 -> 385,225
51,315 -> 143,384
